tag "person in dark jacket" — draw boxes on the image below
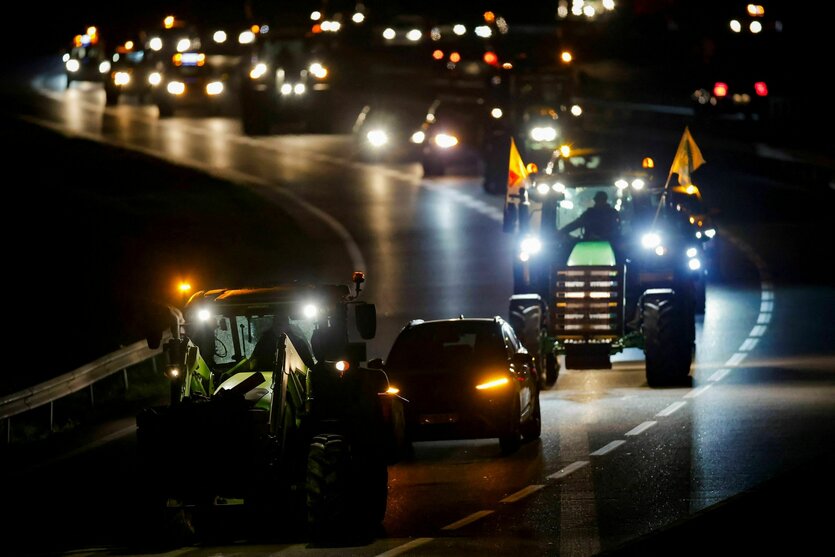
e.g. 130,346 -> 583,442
560,190 -> 621,241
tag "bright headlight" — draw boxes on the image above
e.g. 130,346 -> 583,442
303,304 -> 318,319
366,129 -> 389,147
149,37 -> 163,51
113,71 -> 130,85
406,29 -> 422,41
434,133 -> 458,148
631,178 -> 645,190
62,53 -> 70,63
294,83 -> 306,95
213,30 -> 227,43
167,81 -> 185,95
520,236 -> 542,254
705,228 -> 716,239
615,179 -> 629,189
309,62 -> 328,79
66,59 -> 80,72
238,30 -> 256,44
98,61 -> 111,74
410,130 -> 425,144
148,72 -> 162,86
206,81 -> 224,95
552,182 -> 566,193
641,232 -> 661,249
382,28 -> 395,40
280,83 -> 292,95
249,62 -> 267,79
536,183 -> 550,196
197,309 -> 212,321
570,104 -> 583,116
686,247 -> 698,258
176,38 -> 191,52
491,107 -> 503,119
530,126 -> 557,142
688,258 -> 702,270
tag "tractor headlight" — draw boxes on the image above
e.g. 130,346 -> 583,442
366,129 -> 389,147
66,59 -> 80,72
148,72 -> 162,86
303,303 -> 319,319
410,130 -> 425,144
530,126 -> 557,142
688,257 -> 702,270
536,182 -> 550,196
615,178 -> 629,189
309,62 -> 328,79
197,309 -> 212,322
520,235 -> 542,255
641,232 -> 661,249
293,83 -> 306,95
686,247 -> 698,258
631,178 -> 645,190
166,365 -> 181,379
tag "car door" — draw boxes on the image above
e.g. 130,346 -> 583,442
502,323 -> 533,416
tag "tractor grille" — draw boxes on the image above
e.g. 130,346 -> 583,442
554,266 -> 624,341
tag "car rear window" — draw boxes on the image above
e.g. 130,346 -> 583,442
386,321 -> 505,370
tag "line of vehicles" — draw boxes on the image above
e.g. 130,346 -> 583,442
61,6 -> 718,547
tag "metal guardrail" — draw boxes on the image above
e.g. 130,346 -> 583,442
0,336 -> 166,442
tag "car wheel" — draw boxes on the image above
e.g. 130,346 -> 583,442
521,392 -> 541,442
545,352 -> 559,387
499,399 -> 522,455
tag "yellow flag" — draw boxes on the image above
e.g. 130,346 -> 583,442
507,137 -> 528,199
669,126 -> 705,187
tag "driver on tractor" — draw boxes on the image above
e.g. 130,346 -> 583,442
559,190 -> 621,242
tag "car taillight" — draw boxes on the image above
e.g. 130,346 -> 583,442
754,81 -> 768,96
483,51 -> 499,66
713,82 -> 728,97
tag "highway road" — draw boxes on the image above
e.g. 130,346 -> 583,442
3,60 -> 834,556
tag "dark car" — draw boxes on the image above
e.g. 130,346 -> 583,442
351,97 -> 427,162
104,41 -> 156,105
374,316 -> 541,455
64,28 -> 109,88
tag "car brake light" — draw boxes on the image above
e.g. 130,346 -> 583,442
754,81 -> 768,96
713,82 -> 728,97
483,51 -> 499,66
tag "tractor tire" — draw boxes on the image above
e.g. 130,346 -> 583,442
307,434 -> 352,542
643,292 -> 694,387
521,392 -> 542,442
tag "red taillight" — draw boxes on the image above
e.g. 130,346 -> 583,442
449,51 -> 461,63
713,82 -> 728,97
754,81 -> 768,96
483,51 -> 499,66
432,49 -> 443,60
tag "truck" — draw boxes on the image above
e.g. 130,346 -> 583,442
505,146 -> 699,388
136,272 -> 405,543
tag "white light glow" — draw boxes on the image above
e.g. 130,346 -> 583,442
213,30 -> 227,43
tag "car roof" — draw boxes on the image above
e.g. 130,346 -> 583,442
405,316 -> 504,328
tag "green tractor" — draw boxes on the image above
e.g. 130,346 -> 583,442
137,272 -> 406,543
505,148 -> 700,388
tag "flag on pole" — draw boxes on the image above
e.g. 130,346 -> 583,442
668,126 -> 705,187
507,137 -> 528,200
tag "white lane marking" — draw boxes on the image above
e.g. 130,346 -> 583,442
739,338 -> 759,352
159,549 -> 197,557
760,301 -> 774,313
548,460 -> 589,480
625,421 -> 657,436
761,290 -> 774,301
656,401 -> 687,417
590,440 -> 626,456
725,352 -> 747,366
684,384 -> 712,398
441,510 -> 495,530
500,484 -> 546,503
761,282 -> 774,292
749,325 -> 767,337
708,368 -> 732,382
375,538 -> 435,557
757,313 -> 772,325
19,114 -> 367,272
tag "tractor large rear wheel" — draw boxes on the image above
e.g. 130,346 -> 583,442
643,291 -> 694,387
307,434 -> 352,542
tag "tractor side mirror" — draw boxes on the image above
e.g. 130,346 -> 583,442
142,302 -> 183,349
355,302 -> 377,340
